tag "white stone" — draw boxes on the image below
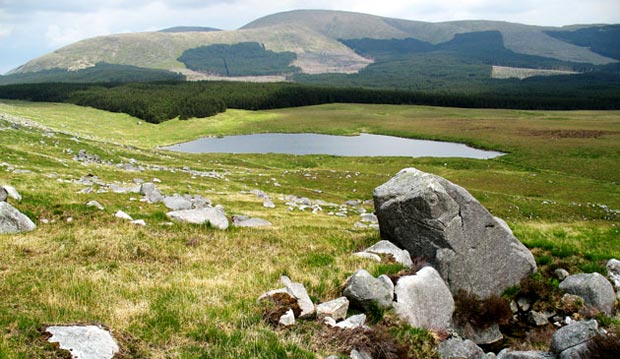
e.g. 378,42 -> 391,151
278,309 -> 296,327
45,325 -> 119,359
114,210 -> 133,221
281,276 -> 314,319
364,240 -> 413,267
316,297 -> 349,321
2,185 -> 21,201
131,219 -> 146,226
86,200 -> 104,211
336,314 -> 366,329
166,207 -> 229,230
352,252 -> 382,262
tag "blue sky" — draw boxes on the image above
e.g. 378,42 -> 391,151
1,0 -> 619,74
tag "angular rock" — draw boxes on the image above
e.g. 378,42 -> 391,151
350,349 -> 372,359
555,269 -> 570,281
496,350 -> 555,359
0,187 -> 7,202
86,200 -> 104,211
232,215 -> 272,227
166,207 -> 229,230
316,297 -> 349,321
360,213 -> 378,223
163,196 -> 192,211
131,219 -> 146,226
393,266 -> 454,331
559,273 -> 615,315
438,338 -> 485,359
0,202 -> 36,234
281,276 -> 314,319
114,210 -> 133,221
373,168 -> 537,298
529,311 -> 550,327
352,252 -> 382,262
335,314 -> 366,329
551,319 -> 598,354
45,325 -> 119,359
278,309 -> 296,327
257,287 -> 289,302
457,322 -> 503,345
263,199 -> 276,208
2,185 -> 21,201
607,258 -> 620,288
343,270 -> 393,310
364,240 -> 413,267
140,182 -> 163,203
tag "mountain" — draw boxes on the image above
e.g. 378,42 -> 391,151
3,10 -> 619,88
159,26 -> 221,33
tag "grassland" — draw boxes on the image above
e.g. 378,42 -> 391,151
0,100 -> 619,357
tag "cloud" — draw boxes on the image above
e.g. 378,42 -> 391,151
0,24 -> 13,39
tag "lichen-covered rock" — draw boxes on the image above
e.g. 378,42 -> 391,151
559,273 -> 615,315
0,202 -> 36,234
343,270 -> 393,310
393,266 -> 454,330
373,168 -> 536,298
551,319 -> 598,355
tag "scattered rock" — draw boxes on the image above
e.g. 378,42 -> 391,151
555,269 -> 570,281
350,349 -> 372,359
559,273 -> 615,315
232,215 -> 272,227
263,199 -> 275,208
0,187 -> 6,202
517,297 -> 532,312
551,320 -> 598,358
606,258 -> 620,288
335,314 -> 366,329
529,311 -> 550,327
496,350 -> 555,359
281,276 -> 315,319
278,309 -> 296,327
166,207 -> 229,230
437,337 -> 485,359
352,252 -> 382,262
1,185 -> 21,201
363,240 -> 413,267
131,219 -> 146,226
0,202 -> 36,234
140,182 -> 163,203
86,200 -> 104,211
162,196 -> 192,211
373,168 -> 537,298
360,213 -> 378,223
343,270 -> 393,310
316,297 -> 349,321
457,322 -> 503,345
114,210 -> 133,221
45,325 -> 119,359
393,266 -> 454,330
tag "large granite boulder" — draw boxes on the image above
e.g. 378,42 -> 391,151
0,202 -> 36,234
551,320 -> 598,359
343,270 -> 393,310
393,266 -> 454,330
373,168 -> 536,298
559,273 -> 615,315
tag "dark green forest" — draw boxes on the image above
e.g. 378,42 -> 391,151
178,42 -> 299,76
546,25 -> 620,60
1,77 -> 619,124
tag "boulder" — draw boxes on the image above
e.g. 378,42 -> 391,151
393,266 -> 454,331
456,322 -> 503,345
559,273 -> 615,315
364,240 -> 413,267
281,276 -> 314,319
437,338 -> 485,359
551,320 -> 598,355
162,196 -> 192,211
343,270 -> 393,310
607,259 -> 620,288
45,325 -> 119,359
0,202 -> 36,234
316,297 -> 349,321
166,207 -> 229,230
373,168 -> 536,298
1,185 -> 21,201
232,215 -> 272,227
496,350 -> 555,359
140,182 -> 163,203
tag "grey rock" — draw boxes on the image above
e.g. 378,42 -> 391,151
393,266 -> 454,331
496,350 -> 555,359
281,276 -> 314,319
263,199 -> 276,208
529,311 -> 550,326
45,325 -> 119,359
0,187 -> 7,202
607,258 -> 620,288
483,354 -> 497,359
114,210 -> 133,221
558,343 -> 590,359
517,297 -> 532,312
316,297 -> 349,321
360,213 -> 378,223
438,338 -> 485,359
0,202 -> 36,234
364,240 -> 413,267
326,356 -> 339,359
86,200 -> 104,211
551,319 -> 598,354
350,349 -> 372,359
233,215 -> 272,227
559,273 -> 615,315
140,182 -> 163,203
163,196 -> 192,211
343,270 -> 393,310
555,269 -> 570,281
131,219 -> 146,226
278,309 -> 296,327
166,207 -> 229,230
257,287 -> 289,302
373,168 -> 536,298
336,314 -> 366,329
352,252 -> 382,262
1,185 -> 21,201
456,322 -> 503,345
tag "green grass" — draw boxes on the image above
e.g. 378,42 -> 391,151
0,100 -> 619,357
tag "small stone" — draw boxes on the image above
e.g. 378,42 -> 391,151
1,185 -> 21,201
114,210 -> 133,221
0,202 -> 36,233
131,219 -> 146,226
152,178 -> 162,183
263,199 -> 275,208
352,252 -> 382,262
86,200 -> 104,210
232,216 -> 272,227
360,213 -> 378,223
555,268 -> 570,281
350,349 -> 372,359
336,314 -> 366,329
364,240 -> 413,267
606,259 -> 620,288
45,325 -> 119,359
316,297 -> 349,321
278,309 -> 295,327
166,207 -> 228,230
343,269 -> 393,310
529,311 -> 549,326
517,297 -> 531,312
281,276 -> 315,319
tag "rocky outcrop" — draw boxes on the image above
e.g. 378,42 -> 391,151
393,266 -> 454,330
373,168 -> 536,298
559,273 -> 615,315
0,202 -> 36,234
343,270 -> 393,310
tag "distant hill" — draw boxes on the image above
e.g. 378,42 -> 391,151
5,9 -> 619,90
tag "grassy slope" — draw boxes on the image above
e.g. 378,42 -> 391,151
0,100 -> 619,357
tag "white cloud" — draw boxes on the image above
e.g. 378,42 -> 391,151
0,24 -> 13,39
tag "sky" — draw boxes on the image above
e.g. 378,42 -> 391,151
1,0 -> 619,74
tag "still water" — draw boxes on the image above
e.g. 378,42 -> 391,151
163,133 -> 503,159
